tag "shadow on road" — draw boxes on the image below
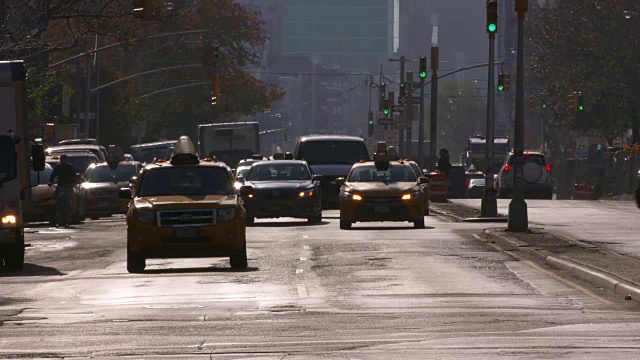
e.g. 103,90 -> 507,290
250,221 -> 329,228
141,266 -> 259,275
0,263 -> 66,277
347,226 -> 436,231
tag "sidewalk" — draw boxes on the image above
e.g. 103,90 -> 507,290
431,201 -> 640,303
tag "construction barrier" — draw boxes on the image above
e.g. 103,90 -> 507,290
573,184 -> 593,200
429,172 -> 448,203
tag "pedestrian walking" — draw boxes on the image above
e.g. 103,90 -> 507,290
48,155 -> 78,228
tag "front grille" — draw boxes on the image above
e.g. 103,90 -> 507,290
356,197 -> 409,219
157,209 -> 216,227
91,189 -> 117,196
260,190 -> 298,201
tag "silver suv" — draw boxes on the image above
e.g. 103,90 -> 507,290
494,152 -> 553,199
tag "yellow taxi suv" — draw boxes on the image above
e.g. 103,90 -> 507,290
337,142 -> 429,230
118,136 -> 247,273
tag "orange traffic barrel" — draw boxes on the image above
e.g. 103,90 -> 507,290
429,172 -> 448,203
573,184 -> 593,200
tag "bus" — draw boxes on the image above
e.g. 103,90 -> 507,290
197,122 -> 260,168
464,136 -> 510,171
130,140 -> 177,163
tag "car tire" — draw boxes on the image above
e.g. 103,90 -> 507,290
4,233 -> 25,271
339,219 -> 352,230
230,242 -> 248,270
307,213 -> 322,224
246,215 -> 255,226
414,217 -> 425,229
126,248 -> 145,273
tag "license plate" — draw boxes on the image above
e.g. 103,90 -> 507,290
374,205 -> 390,213
175,228 -> 198,239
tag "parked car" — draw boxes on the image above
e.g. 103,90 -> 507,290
494,152 -> 553,199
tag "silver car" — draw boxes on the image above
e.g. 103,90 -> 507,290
494,152 -> 553,199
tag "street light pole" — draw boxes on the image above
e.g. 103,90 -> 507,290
481,30 -> 498,217
508,0 -> 529,232
429,46 -> 439,171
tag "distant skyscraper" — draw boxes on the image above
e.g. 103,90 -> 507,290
281,0 -> 403,72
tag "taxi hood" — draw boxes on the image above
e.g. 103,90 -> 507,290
135,195 -> 237,210
346,182 -> 419,195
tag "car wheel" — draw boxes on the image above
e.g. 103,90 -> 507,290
307,213 -> 322,224
230,242 -> 248,270
414,217 -> 425,229
4,233 -> 25,271
126,248 -> 145,273
339,218 -> 352,230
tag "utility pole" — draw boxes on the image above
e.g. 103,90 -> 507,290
406,71 -> 414,154
399,56 -> 406,156
481,0 -> 499,217
418,56 -> 427,168
508,0 -> 529,232
429,46 -> 439,171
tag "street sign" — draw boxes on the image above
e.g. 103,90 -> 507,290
392,105 -> 403,112
378,118 -> 393,125
398,96 -> 421,105
408,81 -> 422,89
576,137 -> 588,158
384,129 -> 400,147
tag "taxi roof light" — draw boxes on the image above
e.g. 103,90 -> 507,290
169,136 -> 200,165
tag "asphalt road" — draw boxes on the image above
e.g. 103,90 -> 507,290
1,212 -> 640,359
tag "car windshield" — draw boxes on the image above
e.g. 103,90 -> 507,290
347,165 -> 416,183
137,166 -> 234,196
247,163 -> 311,181
236,167 -> 251,179
297,140 -> 369,165
84,164 -> 137,183
67,155 -> 99,173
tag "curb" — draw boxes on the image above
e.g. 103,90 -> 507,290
484,230 -> 640,304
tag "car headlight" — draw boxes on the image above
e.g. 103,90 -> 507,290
298,189 -> 315,198
352,194 -> 362,201
402,190 -> 422,201
217,208 -> 236,222
136,210 -> 155,224
1,214 -> 17,227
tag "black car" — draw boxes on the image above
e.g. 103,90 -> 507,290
239,160 -> 322,225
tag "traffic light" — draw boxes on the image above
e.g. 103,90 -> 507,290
486,0 -> 498,34
577,92 -> 585,111
498,72 -> 505,91
368,111 -> 374,136
419,56 -> 427,79
203,41 -> 220,67
399,83 -> 406,98
133,0 -> 153,20
541,102 -> 547,109
379,83 -> 386,99
568,92 -> 577,110
383,99 -> 390,116
212,74 -> 220,106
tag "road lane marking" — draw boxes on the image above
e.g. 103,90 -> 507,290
485,242 -> 614,305
302,235 -> 309,239
303,245 -> 311,250
297,284 -> 309,298
300,257 -> 307,261
296,269 -> 303,274
472,234 -> 484,241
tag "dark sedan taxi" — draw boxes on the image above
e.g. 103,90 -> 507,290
239,160 -> 322,225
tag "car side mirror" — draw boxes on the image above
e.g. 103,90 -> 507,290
312,174 -> 323,181
419,176 -> 430,184
129,176 -> 138,184
239,185 -> 253,196
31,144 -> 45,172
335,177 -> 345,186
117,188 -> 132,199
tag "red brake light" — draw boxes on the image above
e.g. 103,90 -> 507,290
464,180 -> 469,188
546,164 -> 551,171
524,152 -> 531,156
504,164 -> 510,171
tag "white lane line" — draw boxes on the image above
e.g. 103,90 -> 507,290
297,284 -> 309,298
302,235 -> 309,239
471,234 -> 484,241
303,245 -> 311,250
296,269 -> 303,274
300,257 -> 307,261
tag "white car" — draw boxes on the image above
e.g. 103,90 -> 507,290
494,152 -> 553,199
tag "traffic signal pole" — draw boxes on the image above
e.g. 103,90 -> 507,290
481,31 -> 498,217
429,47 -> 439,171
508,0 -> 529,232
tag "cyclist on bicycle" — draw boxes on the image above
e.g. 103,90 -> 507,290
48,155 -> 78,228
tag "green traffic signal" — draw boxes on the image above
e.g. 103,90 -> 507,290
368,120 -> 373,125
383,109 -> 390,115
498,84 -> 504,91
488,23 -> 497,33
419,71 -> 427,79
542,103 -> 547,109
578,105 -> 584,111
